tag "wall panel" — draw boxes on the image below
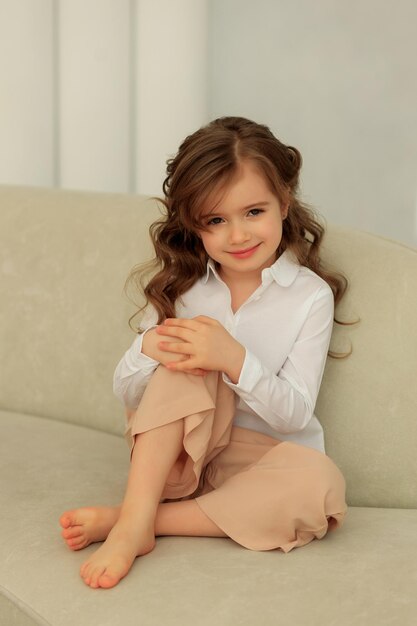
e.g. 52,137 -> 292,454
58,0 -> 131,192
135,0 -> 209,195
0,0 -> 54,186
0,0 -> 210,196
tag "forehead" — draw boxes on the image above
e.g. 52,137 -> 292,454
199,161 -> 275,216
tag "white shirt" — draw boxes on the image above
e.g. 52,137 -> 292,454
113,249 -> 334,452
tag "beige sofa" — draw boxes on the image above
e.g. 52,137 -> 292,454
1,186 -> 416,626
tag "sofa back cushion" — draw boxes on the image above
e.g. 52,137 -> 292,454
1,186 -> 416,508
317,226 -> 417,507
0,187 -> 159,436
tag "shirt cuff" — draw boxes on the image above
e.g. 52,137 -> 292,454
126,328 -> 159,370
222,349 -> 263,393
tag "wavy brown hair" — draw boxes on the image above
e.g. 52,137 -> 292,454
126,116 -> 351,354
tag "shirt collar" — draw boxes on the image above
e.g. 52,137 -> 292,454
203,248 -> 300,287
266,248 -> 300,286
203,258 -> 222,284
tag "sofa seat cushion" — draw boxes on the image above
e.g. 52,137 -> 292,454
1,410 -> 416,626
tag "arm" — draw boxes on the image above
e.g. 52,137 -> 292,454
113,308 -> 208,409
224,289 -> 334,433
113,327 -> 160,410
155,315 -> 246,383
157,288 -> 334,434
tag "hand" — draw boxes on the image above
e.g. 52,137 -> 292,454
142,326 -> 208,377
156,316 -> 246,383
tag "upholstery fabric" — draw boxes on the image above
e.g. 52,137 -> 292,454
318,227 -> 417,507
1,185 -> 416,625
0,187 -> 160,434
1,410 -> 416,626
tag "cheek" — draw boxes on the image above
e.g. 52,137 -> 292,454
265,217 -> 283,244
199,232 -> 216,252
263,215 -> 282,233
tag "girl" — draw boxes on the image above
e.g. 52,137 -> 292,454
60,116 -> 348,590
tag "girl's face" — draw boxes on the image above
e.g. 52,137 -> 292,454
198,161 -> 288,283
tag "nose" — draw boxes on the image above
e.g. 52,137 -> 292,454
228,221 -> 250,245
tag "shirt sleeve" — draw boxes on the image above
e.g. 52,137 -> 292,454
113,305 -> 159,409
222,287 -> 334,434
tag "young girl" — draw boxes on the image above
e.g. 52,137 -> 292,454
60,116 -> 348,590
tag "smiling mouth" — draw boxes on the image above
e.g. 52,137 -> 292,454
229,244 -> 260,255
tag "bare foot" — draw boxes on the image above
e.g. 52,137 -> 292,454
59,506 -> 120,551
79,518 -> 156,589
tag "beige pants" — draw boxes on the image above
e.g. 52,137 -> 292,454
125,366 -> 347,552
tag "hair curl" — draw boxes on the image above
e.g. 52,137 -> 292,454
126,116 -> 351,356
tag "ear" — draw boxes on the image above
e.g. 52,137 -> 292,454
281,203 -> 289,220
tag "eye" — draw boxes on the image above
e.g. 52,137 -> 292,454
207,216 -> 224,226
248,208 -> 264,216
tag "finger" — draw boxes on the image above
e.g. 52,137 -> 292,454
156,325 -> 192,340
192,315 -> 218,326
163,318 -> 202,331
158,341 -> 194,354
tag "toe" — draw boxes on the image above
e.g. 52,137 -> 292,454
98,571 -> 120,589
80,560 -> 91,579
59,513 -> 73,529
67,537 -> 88,550
90,566 -> 106,589
62,526 -> 83,540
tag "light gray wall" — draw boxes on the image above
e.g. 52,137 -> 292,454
209,0 -> 417,247
2,0 -> 416,247
0,0 -> 208,196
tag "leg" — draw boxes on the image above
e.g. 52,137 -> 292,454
78,418 -> 185,589
60,505 -> 121,550
60,498 -> 227,553
60,367 -> 237,579
155,499 -> 227,538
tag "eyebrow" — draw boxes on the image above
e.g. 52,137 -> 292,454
201,201 -> 270,219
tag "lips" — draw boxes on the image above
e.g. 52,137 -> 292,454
228,244 -> 260,258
